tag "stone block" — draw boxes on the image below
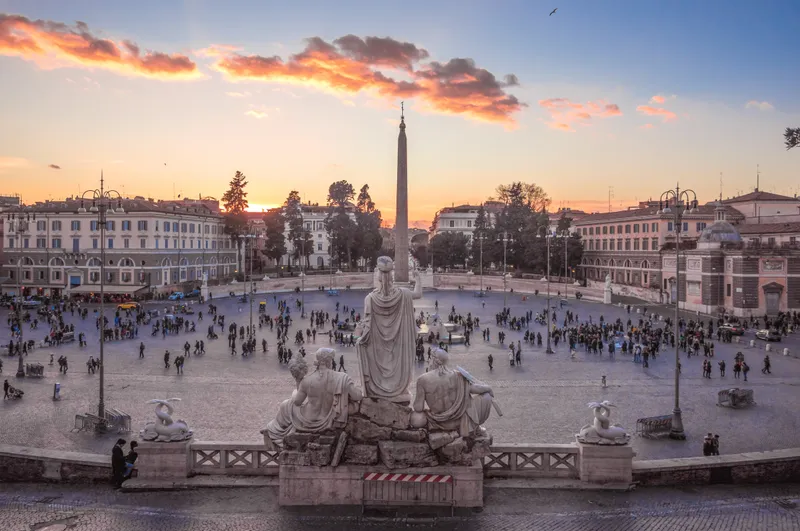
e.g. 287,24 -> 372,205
345,417 -> 392,443
392,429 -> 427,443
358,398 -> 411,429
135,441 -> 190,480
344,444 -> 378,465
279,451 -> 310,466
428,430 -> 458,450
330,432 -> 348,467
284,432 -> 317,451
318,435 -> 337,446
378,441 -> 438,469
307,443 -> 332,467
577,440 -> 635,484
439,437 -> 467,463
468,435 -> 492,461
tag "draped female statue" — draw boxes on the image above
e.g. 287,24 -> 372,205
356,256 -> 422,404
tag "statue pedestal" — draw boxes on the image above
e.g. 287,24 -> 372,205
603,289 -> 612,305
279,462 -> 483,508
576,440 -> 634,484
136,440 -> 191,480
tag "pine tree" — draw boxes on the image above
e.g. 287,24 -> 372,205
786,127 -> 800,150
283,191 -> 312,269
262,209 -> 287,267
221,171 -> 249,275
325,180 -> 357,269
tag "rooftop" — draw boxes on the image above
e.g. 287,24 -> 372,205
577,203 -> 743,224
721,190 -> 800,204
736,222 -> 800,235
6,196 -> 222,217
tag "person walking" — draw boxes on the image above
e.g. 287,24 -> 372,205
762,355 -> 771,374
139,342 -> 145,359
488,354 -> 493,371
742,361 -> 750,382
164,350 -> 171,369
3,379 -> 9,400
338,354 -> 346,372
718,360 -> 726,377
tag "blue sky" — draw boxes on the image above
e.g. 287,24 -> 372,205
1,0 -> 798,224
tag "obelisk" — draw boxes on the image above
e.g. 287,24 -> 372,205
394,102 -> 409,283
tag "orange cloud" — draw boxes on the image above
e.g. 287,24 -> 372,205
636,105 -> 677,122
0,14 -> 200,79
650,95 -> 665,104
538,98 -> 622,131
210,35 -> 525,124
640,123 -> 654,130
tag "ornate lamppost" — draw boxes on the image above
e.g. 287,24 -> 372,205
497,231 -> 514,308
538,226 -> 555,354
658,184 -> 698,441
475,233 -> 488,296
78,173 -> 124,420
7,212 -> 34,378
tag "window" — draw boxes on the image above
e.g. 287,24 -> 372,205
50,238 -> 61,248
140,238 -> 146,249
121,271 -> 132,283
696,222 -> 706,231
23,238 -> 29,248
682,222 -> 688,232
52,270 -> 62,281
642,223 -> 648,233
38,270 -> 45,280
624,224 -> 631,234
768,237 -> 776,246
107,238 -> 114,249
633,239 -> 640,250
791,237 -> 797,245
164,238 -> 168,249
602,226 -> 608,234
124,238 -> 130,249
106,220 -> 115,231
467,221 -> 472,228
155,239 -> 159,249
652,223 -> 658,232
642,239 -> 649,251
7,237 -> 14,248
106,272 -> 115,283
89,271 -> 100,283
51,220 -> 61,231
609,226 -> 615,235
667,221 -> 673,232
92,238 -> 98,249
726,284 -> 732,297
617,238 -> 623,250
317,243 -> 323,251
122,220 -> 131,231
617,225 -> 623,234
212,241 -> 217,249
633,224 -> 639,233
582,228 -> 587,235
589,227 -> 594,235
137,220 -> 148,231
190,223 -> 196,233
37,220 -> 46,231
602,239 -> 608,250
71,220 -> 81,231
172,222 -> 178,232
36,237 -> 46,248
90,220 -> 98,231
182,239 -> 186,249
651,238 -> 658,250
204,225 -> 209,234
181,223 -> 187,233
173,238 -> 178,249
164,222 -> 171,233
155,221 -> 160,231
449,220 -> 455,228
624,239 -> 631,251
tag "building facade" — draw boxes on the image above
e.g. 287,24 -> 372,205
1,196 -> 238,297
431,201 -> 503,241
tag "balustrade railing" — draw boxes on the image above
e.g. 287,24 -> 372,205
188,442 -> 579,479
482,444 -> 580,479
189,442 -> 280,476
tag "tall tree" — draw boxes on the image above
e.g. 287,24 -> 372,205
354,184 -> 383,269
283,190 -> 312,269
429,232 -> 469,269
556,213 -> 573,235
325,180 -> 357,268
491,182 -> 551,270
786,127 -> 800,150
469,204 -> 492,270
221,171 -> 249,273
262,208 -> 287,267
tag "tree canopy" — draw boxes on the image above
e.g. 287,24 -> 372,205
221,171 -> 249,239
786,127 -> 800,150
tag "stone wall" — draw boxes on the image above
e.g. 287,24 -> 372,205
633,448 -> 800,486
0,443 -> 111,483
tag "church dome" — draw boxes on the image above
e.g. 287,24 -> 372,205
698,220 -> 742,244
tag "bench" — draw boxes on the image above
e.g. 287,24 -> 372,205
636,415 -> 673,438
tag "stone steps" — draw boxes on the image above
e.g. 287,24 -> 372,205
121,475 -> 278,492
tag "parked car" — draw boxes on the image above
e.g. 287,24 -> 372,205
168,292 -> 185,301
117,302 -> 140,311
185,289 -> 201,298
755,329 -> 781,342
719,323 -> 745,336
21,300 -> 42,309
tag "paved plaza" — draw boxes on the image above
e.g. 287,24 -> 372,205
2,288 -> 800,460
2,482 -> 800,530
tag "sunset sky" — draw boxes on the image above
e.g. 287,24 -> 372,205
1,0 -> 798,227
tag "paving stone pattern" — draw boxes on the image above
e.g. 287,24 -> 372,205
2,483 -> 800,530
2,290 -> 800,460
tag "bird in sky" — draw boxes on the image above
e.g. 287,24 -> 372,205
549,8 -> 558,16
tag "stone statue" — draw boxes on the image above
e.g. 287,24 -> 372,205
603,273 -> 612,304
357,256 -> 422,404
410,348 -> 495,437
263,348 -> 362,450
577,401 -> 630,445
262,356 -> 309,449
140,398 -> 193,442
604,273 -> 612,291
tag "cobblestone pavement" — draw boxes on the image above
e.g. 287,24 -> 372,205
2,483 -> 800,530
2,289 -> 800,460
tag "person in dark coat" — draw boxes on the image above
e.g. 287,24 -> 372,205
124,441 -> 138,478
112,438 -> 127,488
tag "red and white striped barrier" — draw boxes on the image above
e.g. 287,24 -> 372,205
363,472 -> 453,483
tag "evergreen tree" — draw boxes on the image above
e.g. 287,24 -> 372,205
283,190 -> 313,269
221,171 -> 249,273
786,127 -> 800,150
262,208 -> 287,267
325,180 -> 357,269
354,184 -> 383,269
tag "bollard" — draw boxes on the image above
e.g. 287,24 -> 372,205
749,340 -> 755,348
636,308 -> 641,314
784,348 -> 790,356
766,343 -> 772,352
734,336 -> 740,343
52,382 -> 61,401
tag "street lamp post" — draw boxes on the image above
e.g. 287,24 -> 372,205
497,231 -> 513,309
8,212 -> 33,378
239,234 -> 256,336
563,230 -> 569,300
538,227 -> 554,354
476,234 -> 487,295
78,173 -> 123,421
300,238 -> 306,318
658,184 -> 698,441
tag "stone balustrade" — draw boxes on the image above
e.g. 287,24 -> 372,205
0,443 -> 111,483
482,443 -> 580,479
189,442 -> 280,476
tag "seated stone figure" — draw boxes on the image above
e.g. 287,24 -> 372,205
263,348 -> 362,450
410,348 -> 494,437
